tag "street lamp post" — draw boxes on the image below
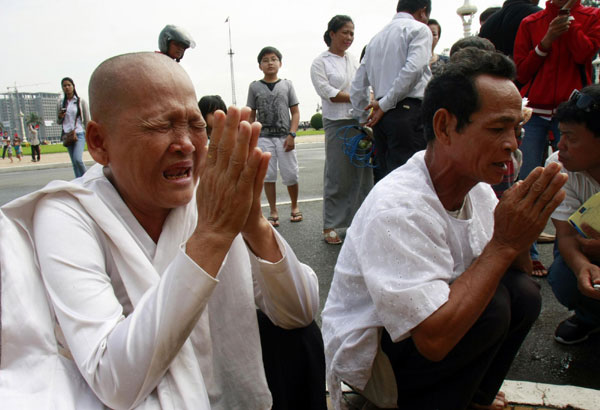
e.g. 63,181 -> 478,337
18,111 -> 27,144
457,0 -> 478,38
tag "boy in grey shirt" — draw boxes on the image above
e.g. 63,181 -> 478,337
247,46 -> 301,227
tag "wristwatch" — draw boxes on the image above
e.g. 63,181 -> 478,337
288,132 -> 296,138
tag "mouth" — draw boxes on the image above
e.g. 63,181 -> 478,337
163,165 -> 192,181
492,161 -> 509,171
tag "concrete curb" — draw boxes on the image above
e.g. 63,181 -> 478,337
0,159 -> 96,174
334,379 -> 599,409
502,380 -> 600,410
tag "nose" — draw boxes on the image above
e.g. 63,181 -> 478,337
557,137 -> 566,152
503,131 -> 519,154
168,130 -> 196,154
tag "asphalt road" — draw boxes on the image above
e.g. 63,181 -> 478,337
1,141 -> 598,391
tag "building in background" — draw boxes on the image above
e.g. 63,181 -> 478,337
0,91 -> 62,143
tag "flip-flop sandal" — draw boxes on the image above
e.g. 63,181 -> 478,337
323,230 -> 343,245
290,212 -> 303,222
537,232 -> 555,243
267,216 -> 279,227
532,260 -> 548,277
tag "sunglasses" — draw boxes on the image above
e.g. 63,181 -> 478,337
569,89 -> 600,112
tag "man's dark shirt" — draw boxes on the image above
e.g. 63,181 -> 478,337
479,0 -> 542,57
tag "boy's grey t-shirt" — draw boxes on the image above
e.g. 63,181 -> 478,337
247,79 -> 299,137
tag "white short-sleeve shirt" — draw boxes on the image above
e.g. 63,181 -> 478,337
322,151 -> 497,398
546,151 -> 600,221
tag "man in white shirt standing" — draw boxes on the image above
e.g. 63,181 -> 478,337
0,52 -> 322,410
323,48 -> 567,410
350,0 -> 432,183
546,85 -> 600,345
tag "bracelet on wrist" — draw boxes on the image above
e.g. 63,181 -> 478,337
535,44 -> 549,57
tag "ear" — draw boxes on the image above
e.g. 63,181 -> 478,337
86,120 -> 109,165
417,7 -> 429,24
432,108 -> 457,146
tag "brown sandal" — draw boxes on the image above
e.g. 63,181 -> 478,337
323,230 -> 342,245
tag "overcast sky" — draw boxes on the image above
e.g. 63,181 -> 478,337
3,0 -> 509,121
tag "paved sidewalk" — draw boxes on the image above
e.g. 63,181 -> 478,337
0,151 -> 95,173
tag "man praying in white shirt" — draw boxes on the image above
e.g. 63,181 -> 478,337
350,0 -> 432,183
323,48 -> 567,410
0,52 -> 323,410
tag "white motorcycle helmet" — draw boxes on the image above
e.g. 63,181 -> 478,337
158,24 -> 196,62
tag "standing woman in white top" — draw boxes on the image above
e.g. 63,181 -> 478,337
57,77 -> 90,177
311,15 -> 373,245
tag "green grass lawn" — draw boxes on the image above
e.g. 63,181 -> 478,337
20,144 -> 86,156
297,129 -> 324,136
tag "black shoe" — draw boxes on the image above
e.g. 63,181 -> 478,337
554,315 -> 600,345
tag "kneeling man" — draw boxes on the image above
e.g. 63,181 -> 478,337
0,52 -> 321,409
322,48 -> 567,410
547,84 -> 600,345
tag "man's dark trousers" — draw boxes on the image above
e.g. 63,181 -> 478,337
381,269 -> 541,409
372,98 -> 426,183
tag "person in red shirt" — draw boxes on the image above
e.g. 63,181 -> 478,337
513,0 -> 600,275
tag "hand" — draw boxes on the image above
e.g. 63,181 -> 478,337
193,106 -> 265,248
541,15 -> 571,49
492,163 -> 567,253
577,224 -> 600,262
283,134 -> 295,152
58,110 -> 66,119
576,263 -> 600,300
365,101 -> 384,128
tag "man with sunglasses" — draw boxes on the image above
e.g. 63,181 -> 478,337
547,85 -> 600,345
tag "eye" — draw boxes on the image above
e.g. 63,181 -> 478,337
190,120 -> 206,131
140,118 -> 171,132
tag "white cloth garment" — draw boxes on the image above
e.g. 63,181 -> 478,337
59,96 -> 88,134
350,12 -> 432,123
310,50 -> 358,121
546,151 -> 600,221
321,151 -> 497,409
0,164 -> 319,410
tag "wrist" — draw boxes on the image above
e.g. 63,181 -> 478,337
186,231 -> 234,278
288,132 -> 296,138
536,41 -> 550,56
487,238 -> 521,262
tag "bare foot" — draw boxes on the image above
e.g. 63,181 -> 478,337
531,260 -> 548,277
469,391 -> 508,409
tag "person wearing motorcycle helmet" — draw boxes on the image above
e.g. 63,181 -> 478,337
158,24 -> 196,62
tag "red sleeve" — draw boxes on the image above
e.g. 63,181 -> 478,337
514,20 -> 545,86
566,12 -> 600,65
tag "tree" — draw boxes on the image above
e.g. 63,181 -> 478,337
25,112 -> 43,127
582,0 -> 600,7
310,113 -> 323,130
